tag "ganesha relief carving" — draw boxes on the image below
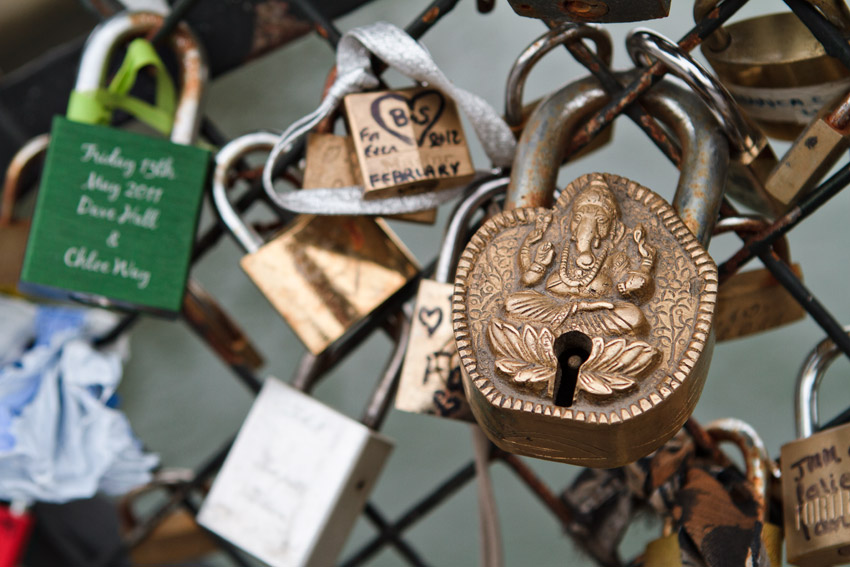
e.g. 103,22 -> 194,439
454,173 -> 716,415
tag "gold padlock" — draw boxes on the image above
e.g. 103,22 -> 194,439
213,132 -> 419,355
302,132 -> 436,224
782,329 -> 850,566
344,86 -> 475,199
713,216 -> 805,342
766,88 -> 850,209
695,2 -> 850,141
453,73 -> 727,467
0,135 -> 48,294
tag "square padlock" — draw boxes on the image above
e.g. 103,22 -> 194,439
198,377 -> 393,567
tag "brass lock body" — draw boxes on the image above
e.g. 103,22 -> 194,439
453,74 -> 726,467
782,329 -> 850,566
213,132 -> 419,355
766,90 -> 850,208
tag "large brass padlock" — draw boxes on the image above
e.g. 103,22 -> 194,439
781,329 -> 850,566
212,132 -> 419,355
453,73 -> 728,467
0,135 -> 48,294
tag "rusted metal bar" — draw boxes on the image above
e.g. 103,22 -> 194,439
566,0 -> 751,156
497,452 -> 573,527
362,505 -> 431,567
564,36 -> 683,166
339,461 -> 478,567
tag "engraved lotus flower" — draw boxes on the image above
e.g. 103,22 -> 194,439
488,320 -> 557,389
488,319 -> 659,399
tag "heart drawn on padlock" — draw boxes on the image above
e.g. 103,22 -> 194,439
370,89 -> 445,147
418,306 -> 443,337
453,173 -> 718,465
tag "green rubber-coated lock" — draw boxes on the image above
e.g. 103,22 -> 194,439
19,13 -> 210,316
20,117 -> 209,315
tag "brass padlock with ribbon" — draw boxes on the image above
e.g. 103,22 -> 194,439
212,132 -> 419,355
781,328 -> 850,566
453,72 -> 728,467
19,12 -> 211,316
0,135 -> 48,294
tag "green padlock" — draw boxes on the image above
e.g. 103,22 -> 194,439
19,12 -> 210,316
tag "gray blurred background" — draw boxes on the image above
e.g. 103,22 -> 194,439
8,0 -> 850,565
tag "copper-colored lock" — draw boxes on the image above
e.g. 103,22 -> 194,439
0,135 -> 48,294
213,132 -> 419,355
453,73 -> 727,467
713,217 -> 805,342
782,329 -> 850,566
344,86 -> 475,199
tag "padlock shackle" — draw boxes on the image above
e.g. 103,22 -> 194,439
505,23 -> 612,128
706,418 -> 775,523
212,131 -> 281,254
626,30 -> 766,162
713,216 -> 791,263
0,135 -> 49,227
75,11 -> 207,145
795,326 -> 850,438
436,176 -> 509,284
506,71 -> 729,246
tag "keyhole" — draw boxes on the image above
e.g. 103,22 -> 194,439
553,331 -> 592,407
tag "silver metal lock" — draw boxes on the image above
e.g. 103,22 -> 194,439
198,377 -> 392,567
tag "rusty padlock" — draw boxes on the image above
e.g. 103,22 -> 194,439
453,73 -> 728,467
212,131 -> 419,355
506,0 -> 671,23
781,329 -> 850,566
0,135 -> 48,294
713,216 -> 805,342
627,29 -> 782,218
397,175 -> 509,422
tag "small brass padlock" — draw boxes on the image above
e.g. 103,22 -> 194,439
0,135 -> 48,294
213,132 -> 419,355
713,216 -> 805,342
302,132 -> 436,224
781,329 -> 850,566
766,88 -> 850,209
344,86 -> 475,198
453,73 -> 728,467
397,176 -> 509,422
